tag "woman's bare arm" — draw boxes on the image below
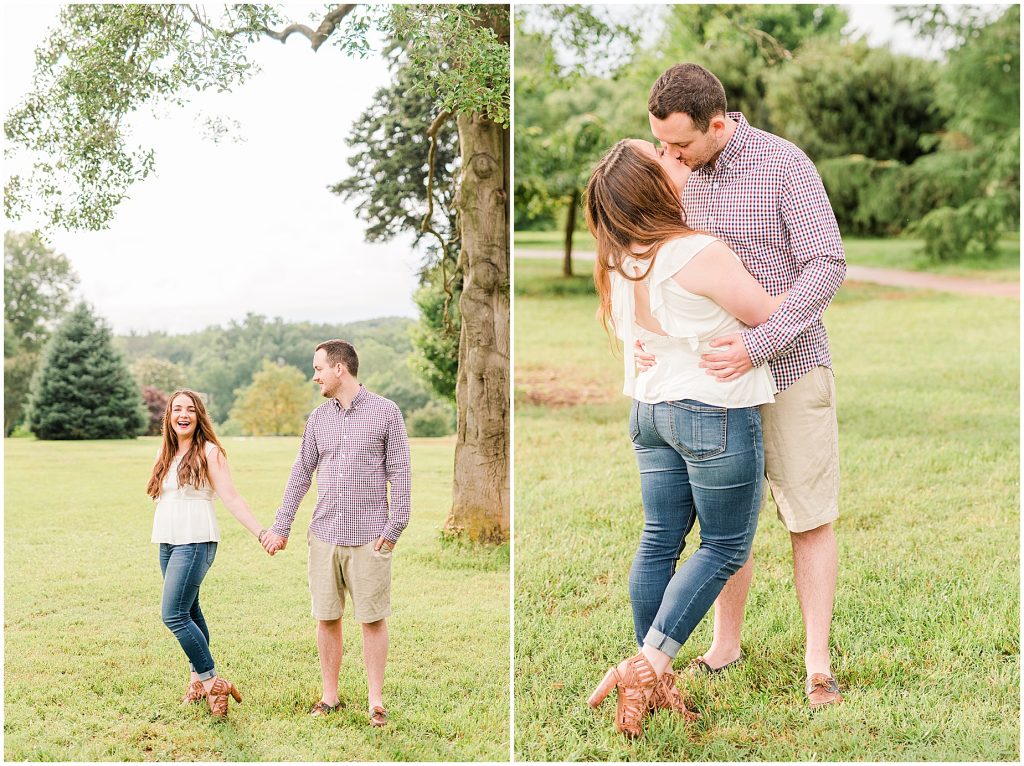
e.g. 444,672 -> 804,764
207,448 -> 264,538
673,240 -> 786,327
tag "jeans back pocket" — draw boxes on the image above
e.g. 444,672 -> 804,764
667,400 -> 727,460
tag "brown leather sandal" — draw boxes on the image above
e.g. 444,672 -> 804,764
181,680 -> 207,705
587,653 -> 658,738
206,677 -> 243,718
369,705 -> 388,727
648,670 -> 700,721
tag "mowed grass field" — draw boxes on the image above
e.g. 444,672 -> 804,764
4,435 -> 509,761
514,230 -> 1022,283
513,256 -> 1019,760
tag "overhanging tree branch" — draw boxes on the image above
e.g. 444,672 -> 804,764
262,4 -> 358,51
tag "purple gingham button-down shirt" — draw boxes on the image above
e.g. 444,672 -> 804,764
683,112 -> 846,391
271,385 -> 411,546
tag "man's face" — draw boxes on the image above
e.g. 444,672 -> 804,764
649,111 -> 724,171
312,349 -> 344,399
627,139 -> 691,194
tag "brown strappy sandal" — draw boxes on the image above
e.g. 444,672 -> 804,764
369,705 -> 388,727
648,669 -> 700,720
206,677 -> 243,718
181,680 -> 207,705
587,653 -> 658,738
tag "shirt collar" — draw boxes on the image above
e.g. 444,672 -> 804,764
697,111 -> 750,176
332,384 -> 367,412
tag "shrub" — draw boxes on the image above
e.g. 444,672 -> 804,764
407,400 -> 455,437
141,386 -> 168,436
818,155 -> 904,236
908,201 -> 1004,262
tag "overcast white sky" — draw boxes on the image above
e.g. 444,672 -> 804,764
2,4 -> 421,334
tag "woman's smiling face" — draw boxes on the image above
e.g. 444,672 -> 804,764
170,393 -> 198,440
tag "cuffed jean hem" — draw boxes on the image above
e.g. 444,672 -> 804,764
643,628 -> 683,659
193,666 -> 217,681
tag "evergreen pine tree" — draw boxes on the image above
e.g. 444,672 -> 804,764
27,303 -> 147,439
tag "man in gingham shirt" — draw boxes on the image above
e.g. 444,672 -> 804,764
640,63 -> 845,707
263,339 -> 410,726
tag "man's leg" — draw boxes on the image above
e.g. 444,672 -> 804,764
361,618 -> 388,710
699,554 -> 753,668
792,522 -> 837,677
317,618 -> 343,707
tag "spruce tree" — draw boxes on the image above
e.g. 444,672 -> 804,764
27,303 -> 147,439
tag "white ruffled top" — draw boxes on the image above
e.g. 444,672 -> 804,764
610,234 -> 776,408
151,441 -> 221,544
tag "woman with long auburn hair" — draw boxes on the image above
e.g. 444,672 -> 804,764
148,389 -> 272,717
584,139 -> 786,737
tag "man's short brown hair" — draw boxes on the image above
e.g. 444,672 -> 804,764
316,339 -> 359,377
648,63 -> 728,132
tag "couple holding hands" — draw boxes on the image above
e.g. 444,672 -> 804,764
147,339 -> 410,727
585,63 -> 846,737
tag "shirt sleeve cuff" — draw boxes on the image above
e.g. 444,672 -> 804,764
270,518 -> 293,538
742,325 -> 774,368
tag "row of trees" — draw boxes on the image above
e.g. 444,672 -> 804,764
516,4 -> 1019,267
5,232 -> 456,439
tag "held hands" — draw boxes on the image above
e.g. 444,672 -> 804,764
700,333 -> 753,382
258,529 -> 288,556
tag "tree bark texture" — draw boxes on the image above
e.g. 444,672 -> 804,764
445,112 -> 510,543
563,188 -> 578,278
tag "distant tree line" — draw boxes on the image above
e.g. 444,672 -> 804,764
516,3 -> 1019,265
5,232 -> 455,439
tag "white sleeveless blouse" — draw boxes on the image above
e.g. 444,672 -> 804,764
151,441 -> 220,544
610,234 -> 776,408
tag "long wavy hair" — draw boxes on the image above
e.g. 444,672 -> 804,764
585,140 -> 697,336
146,389 -> 225,499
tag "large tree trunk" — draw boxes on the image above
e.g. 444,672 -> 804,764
444,112 -> 510,543
562,188 -> 578,278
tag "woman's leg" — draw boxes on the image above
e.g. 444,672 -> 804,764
628,400 -> 696,649
161,542 -> 218,681
644,405 -> 764,658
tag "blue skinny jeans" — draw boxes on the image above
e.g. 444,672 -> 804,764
628,399 -> 764,658
159,542 -> 218,680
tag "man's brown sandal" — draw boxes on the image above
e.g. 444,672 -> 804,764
648,669 -> 700,721
182,680 -> 207,705
206,677 -> 242,718
369,705 -> 388,727
309,700 -> 342,717
587,652 -> 658,738
806,673 -> 843,708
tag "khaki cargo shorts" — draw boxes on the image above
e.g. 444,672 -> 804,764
760,366 -> 840,533
307,530 -> 392,623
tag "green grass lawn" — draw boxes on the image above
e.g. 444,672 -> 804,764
4,436 -> 509,761
513,257 -> 1019,760
514,230 -> 1021,282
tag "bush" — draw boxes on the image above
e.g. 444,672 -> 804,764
818,155 -> 905,236
908,201 -> 1004,262
141,386 -> 167,436
407,400 -> 455,437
